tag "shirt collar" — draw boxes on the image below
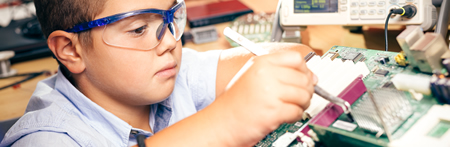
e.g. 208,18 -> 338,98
54,68 -> 131,146
53,68 -> 174,145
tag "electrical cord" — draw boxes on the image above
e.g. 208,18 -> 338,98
0,71 -> 50,90
384,11 -> 394,52
384,5 -> 417,52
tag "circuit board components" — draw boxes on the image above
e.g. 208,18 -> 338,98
352,89 -> 413,135
374,69 -> 389,77
390,105 -> 450,146
341,51 -> 363,63
392,73 -> 432,95
227,13 -> 276,47
305,46 -> 440,147
256,46 -> 446,147
394,52 -> 408,66
322,51 -> 339,61
375,56 -> 390,64
430,75 -> 450,104
304,53 -> 369,119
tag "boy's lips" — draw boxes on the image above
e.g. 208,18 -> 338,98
155,62 -> 177,78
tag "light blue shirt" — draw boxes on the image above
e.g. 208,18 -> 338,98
0,48 -> 222,147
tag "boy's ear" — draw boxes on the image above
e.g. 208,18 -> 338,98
47,30 -> 86,74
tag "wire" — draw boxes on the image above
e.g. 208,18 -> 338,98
0,71 -> 49,90
384,11 -> 394,52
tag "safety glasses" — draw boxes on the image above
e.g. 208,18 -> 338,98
65,0 -> 186,50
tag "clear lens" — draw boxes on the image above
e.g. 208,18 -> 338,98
173,2 -> 186,41
102,2 -> 186,50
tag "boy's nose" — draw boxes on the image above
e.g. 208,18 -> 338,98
156,27 -> 177,56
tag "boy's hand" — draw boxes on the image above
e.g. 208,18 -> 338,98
216,51 -> 317,146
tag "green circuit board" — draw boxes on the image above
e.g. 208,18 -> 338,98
255,46 -> 439,147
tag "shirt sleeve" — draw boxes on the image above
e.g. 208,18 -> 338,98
181,48 -> 222,111
11,132 -> 79,147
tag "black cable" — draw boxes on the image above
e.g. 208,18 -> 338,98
385,5 -> 417,52
0,71 -> 49,91
384,11 -> 394,52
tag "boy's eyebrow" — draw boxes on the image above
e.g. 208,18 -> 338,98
172,0 -> 177,6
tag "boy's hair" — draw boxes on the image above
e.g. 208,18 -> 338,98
34,0 -> 105,83
34,0 -> 105,47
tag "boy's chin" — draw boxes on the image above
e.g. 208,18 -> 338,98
140,85 -> 175,105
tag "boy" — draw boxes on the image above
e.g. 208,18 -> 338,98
0,0 -> 316,146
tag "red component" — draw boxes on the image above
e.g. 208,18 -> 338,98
44,71 -> 52,76
0,1 -> 23,9
12,83 -> 21,89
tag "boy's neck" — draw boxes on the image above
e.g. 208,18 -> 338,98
73,74 -> 153,133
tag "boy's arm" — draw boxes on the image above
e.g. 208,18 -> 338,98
215,43 -> 314,97
142,44 -> 316,147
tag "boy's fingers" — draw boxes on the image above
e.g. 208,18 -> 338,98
257,51 -> 304,71
278,104 -> 304,123
271,67 -> 314,94
258,51 -> 313,81
277,85 -> 312,110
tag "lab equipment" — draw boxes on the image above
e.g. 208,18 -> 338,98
279,0 -> 437,30
227,13 -> 278,47
182,25 -> 219,44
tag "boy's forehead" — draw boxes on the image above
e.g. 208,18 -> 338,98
96,0 -> 177,19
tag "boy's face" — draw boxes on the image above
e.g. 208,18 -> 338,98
82,0 -> 182,105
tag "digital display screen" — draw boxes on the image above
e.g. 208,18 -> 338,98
294,0 -> 338,13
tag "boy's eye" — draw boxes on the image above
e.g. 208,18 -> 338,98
129,25 -> 147,36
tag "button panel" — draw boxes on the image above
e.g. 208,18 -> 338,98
345,0 -> 418,20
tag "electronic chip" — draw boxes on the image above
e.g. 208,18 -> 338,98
342,52 -> 363,63
381,81 -> 395,88
375,69 -> 389,76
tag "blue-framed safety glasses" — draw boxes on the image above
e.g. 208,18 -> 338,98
65,0 -> 186,50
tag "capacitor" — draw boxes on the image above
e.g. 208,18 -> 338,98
442,59 -> 450,74
376,57 -> 389,64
